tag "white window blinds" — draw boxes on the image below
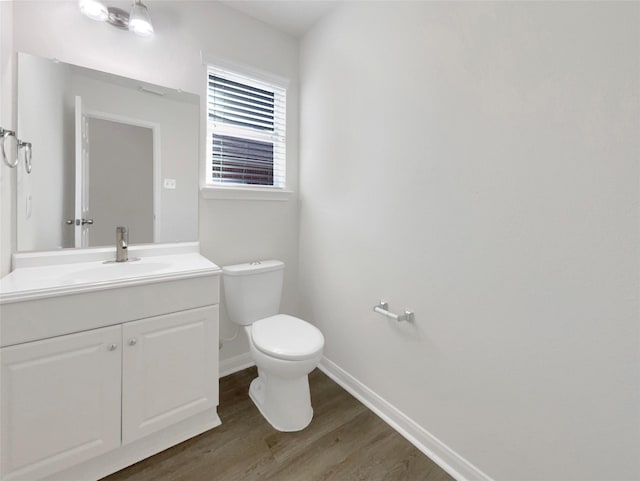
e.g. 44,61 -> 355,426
207,67 -> 286,188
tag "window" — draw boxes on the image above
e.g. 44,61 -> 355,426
206,66 -> 286,189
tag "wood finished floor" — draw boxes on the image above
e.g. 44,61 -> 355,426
103,367 -> 455,481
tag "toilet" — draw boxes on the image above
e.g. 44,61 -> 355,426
222,260 -> 324,432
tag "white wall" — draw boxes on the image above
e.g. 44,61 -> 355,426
299,2 -> 640,480
7,0 -> 300,361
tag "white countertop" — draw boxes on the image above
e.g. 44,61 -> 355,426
0,243 -> 220,304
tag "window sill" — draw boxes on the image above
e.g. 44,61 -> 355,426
200,186 -> 294,201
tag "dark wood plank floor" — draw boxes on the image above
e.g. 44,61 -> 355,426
103,367 -> 455,481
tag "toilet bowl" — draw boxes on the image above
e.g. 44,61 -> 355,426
222,261 -> 324,432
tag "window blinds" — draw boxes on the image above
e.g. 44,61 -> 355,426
207,67 -> 286,187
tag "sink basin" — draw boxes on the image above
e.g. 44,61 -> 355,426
61,261 -> 172,283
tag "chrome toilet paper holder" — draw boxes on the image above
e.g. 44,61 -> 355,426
373,301 -> 414,322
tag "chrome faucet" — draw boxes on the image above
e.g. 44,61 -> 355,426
115,226 -> 128,262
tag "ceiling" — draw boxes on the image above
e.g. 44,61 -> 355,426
220,1 -> 338,37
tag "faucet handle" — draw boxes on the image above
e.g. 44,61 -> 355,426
116,226 -> 128,241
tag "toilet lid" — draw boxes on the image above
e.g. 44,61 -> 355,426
251,314 -> 324,361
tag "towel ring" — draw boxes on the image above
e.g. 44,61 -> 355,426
0,127 -> 33,173
0,128 -> 18,169
19,141 -> 32,173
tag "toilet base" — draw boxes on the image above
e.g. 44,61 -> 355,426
243,324 -> 321,432
248,375 -> 313,432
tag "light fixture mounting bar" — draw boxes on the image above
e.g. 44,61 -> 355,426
106,7 -> 129,29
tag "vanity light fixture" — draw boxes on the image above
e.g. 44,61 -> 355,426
129,0 -> 154,37
78,0 -> 154,37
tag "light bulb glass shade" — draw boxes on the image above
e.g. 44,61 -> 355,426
78,0 -> 108,21
129,0 -> 154,36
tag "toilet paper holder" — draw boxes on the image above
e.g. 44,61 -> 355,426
373,301 -> 414,322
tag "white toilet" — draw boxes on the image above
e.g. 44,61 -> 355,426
222,260 -> 324,432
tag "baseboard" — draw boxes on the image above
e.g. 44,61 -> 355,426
318,357 -> 492,481
219,351 -> 255,378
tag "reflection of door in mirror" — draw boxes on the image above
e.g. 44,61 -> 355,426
74,95 -> 88,248
86,117 -> 154,247
72,98 -> 154,248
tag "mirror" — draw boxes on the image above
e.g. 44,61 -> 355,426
16,53 -> 199,252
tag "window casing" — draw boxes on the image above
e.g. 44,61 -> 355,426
206,66 -> 286,189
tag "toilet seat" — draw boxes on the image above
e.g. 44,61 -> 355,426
251,314 -> 324,361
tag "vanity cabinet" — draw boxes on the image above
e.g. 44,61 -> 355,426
0,305 -> 219,481
0,244 -> 221,481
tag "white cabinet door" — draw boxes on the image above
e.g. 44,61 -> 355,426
122,305 -> 218,444
0,326 -> 121,481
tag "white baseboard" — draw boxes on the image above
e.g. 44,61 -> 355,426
318,357 -> 492,481
219,351 -> 255,378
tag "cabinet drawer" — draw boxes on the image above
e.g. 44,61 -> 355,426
1,326 -> 122,481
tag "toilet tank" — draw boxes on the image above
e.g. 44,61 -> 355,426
222,260 -> 284,326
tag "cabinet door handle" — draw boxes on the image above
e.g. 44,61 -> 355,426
108,343 -> 118,351
128,338 -> 137,346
